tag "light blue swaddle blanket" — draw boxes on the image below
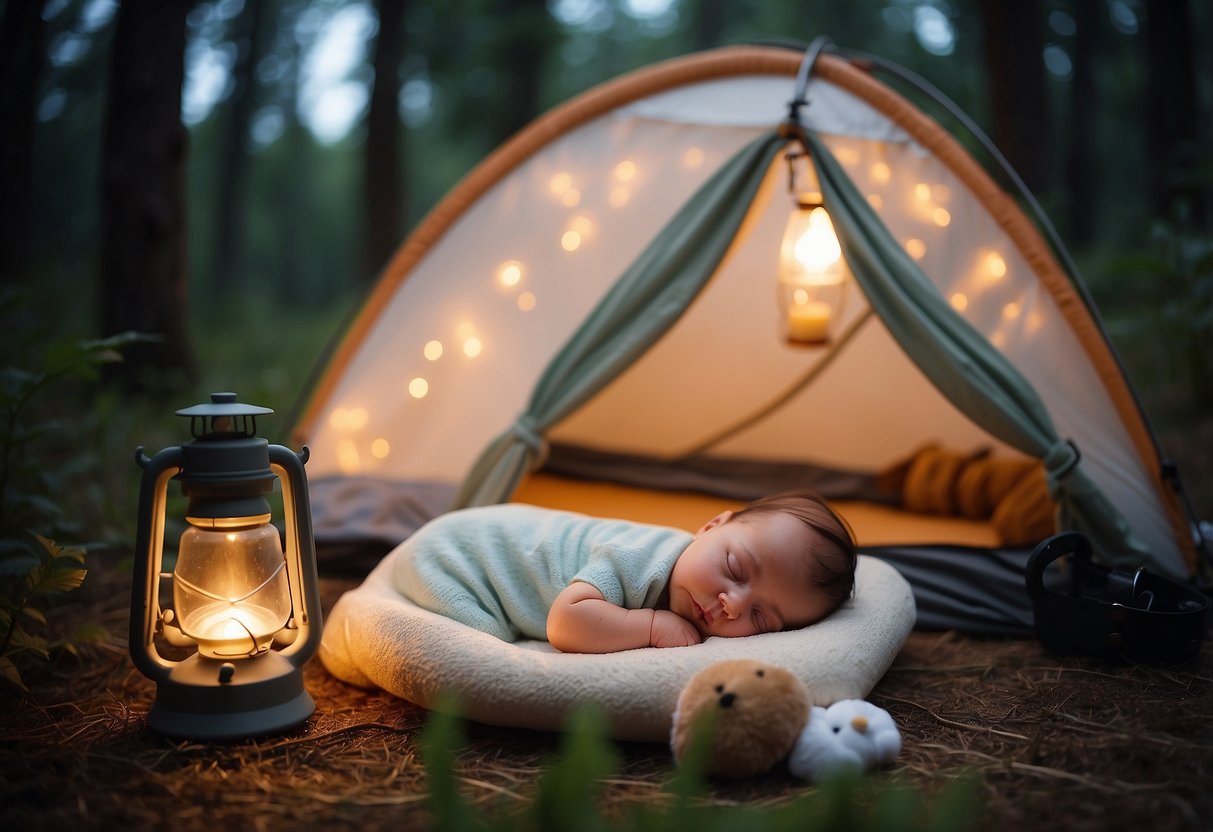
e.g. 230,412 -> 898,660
392,504 -> 693,642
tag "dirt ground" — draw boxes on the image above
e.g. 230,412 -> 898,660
2,558 -> 1211,832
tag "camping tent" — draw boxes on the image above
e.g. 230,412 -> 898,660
293,44 -> 1202,633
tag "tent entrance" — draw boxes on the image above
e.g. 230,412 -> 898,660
456,124 -> 1147,570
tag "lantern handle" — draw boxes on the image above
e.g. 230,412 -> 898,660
131,445 -> 184,680
269,445 -> 323,667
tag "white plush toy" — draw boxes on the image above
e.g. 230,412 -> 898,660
787,699 -> 902,782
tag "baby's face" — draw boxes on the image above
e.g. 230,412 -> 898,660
667,510 -> 831,639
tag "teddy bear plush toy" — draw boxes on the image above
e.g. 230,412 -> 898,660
670,658 -> 809,779
670,660 -> 901,781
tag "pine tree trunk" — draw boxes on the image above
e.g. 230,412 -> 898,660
977,0 -> 1051,197
1142,0 -> 1207,227
214,0 -> 271,295
98,0 -> 196,386
1066,0 -> 1098,245
0,1 -> 46,284
490,0 -> 558,145
364,0 -> 408,284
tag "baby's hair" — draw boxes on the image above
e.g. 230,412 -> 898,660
731,489 -> 858,616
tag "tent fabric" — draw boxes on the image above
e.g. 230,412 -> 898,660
453,130 -> 790,507
797,126 -> 1149,570
292,46 -> 1194,579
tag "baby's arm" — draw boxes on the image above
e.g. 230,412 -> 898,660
547,581 -> 701,653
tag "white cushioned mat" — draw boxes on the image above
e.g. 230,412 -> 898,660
318,553 -> 916,742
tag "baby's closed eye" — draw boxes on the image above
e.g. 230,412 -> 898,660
726,552 -> 745,581
751,608 -> 769,633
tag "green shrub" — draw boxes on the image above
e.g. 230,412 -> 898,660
419,700 -> 979,832
0,311 -> 149,689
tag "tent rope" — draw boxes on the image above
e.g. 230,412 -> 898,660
674,307 -> 876,460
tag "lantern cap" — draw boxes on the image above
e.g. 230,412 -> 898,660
176,392 -> 274,419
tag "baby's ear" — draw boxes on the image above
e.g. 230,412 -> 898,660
696,510 -> 734,536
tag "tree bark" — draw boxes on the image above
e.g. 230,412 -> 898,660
364,0 -> 407,283
275,1 -> 310,303
99,0 -> 196,385
489,0 -> 558,145
1066,0 -> 1098,245
1142,0 -> 1206,227
977,0 -> 1051,197
0,1 -> 46,284
213,0 -> 271,295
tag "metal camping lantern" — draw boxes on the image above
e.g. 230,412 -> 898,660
776,146 -> 851,346
130,392 -> 323,739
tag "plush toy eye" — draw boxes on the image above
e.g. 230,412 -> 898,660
755,669 -> 765,678
832,726 -> 841,733
714,684 -> 724,694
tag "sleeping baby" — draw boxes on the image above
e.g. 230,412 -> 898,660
392,489 -> 857,653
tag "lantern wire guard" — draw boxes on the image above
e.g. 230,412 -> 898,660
131,393 -> 323,740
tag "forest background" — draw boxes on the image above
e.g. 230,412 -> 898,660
1,0 -> 1211,566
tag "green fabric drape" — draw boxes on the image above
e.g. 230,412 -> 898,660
798,126 -> 1149,568
452,131 -> 790,508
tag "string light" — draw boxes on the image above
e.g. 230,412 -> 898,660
985,252 -> 1007,279
497,261 -> 523,287
548,172 -> 571,196
328,408 -> 350,431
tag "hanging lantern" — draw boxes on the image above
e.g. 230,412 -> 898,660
130,392 -> 323,740
777,148 -> 851,345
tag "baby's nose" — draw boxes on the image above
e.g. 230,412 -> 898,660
718,588 -> 749,619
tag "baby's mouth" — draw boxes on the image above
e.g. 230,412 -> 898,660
693,598 -> 714,626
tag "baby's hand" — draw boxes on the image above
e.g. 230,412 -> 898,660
649,610 -> 702,648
